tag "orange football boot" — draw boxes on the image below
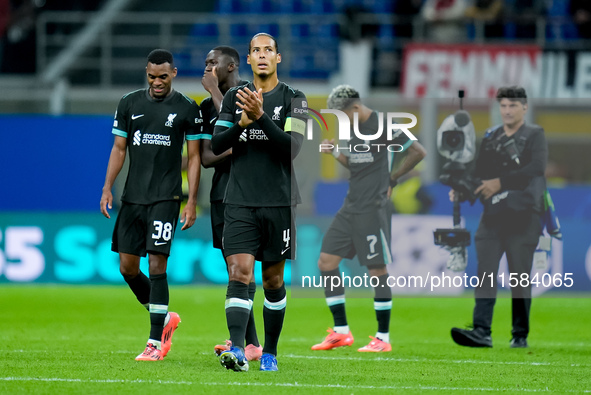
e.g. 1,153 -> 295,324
311,328 -> 354,350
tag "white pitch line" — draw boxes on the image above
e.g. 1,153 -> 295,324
0,377 -> 193,385
0,377 -> 589,393
2,349 -> 586,368
1,350 -> 134,354
535,342 -> 591,347
283,354 -> 584,367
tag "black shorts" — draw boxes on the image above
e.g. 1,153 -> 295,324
321,207 -> 392,267
112,200 -> 181,257
210,201 -> 225,250
223,204 -> 296,262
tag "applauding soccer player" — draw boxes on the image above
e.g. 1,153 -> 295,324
212,33 -> 307,372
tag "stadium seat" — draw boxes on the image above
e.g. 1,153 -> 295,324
361,0 -> 395,14
466,23 -> 476,40
189,23 -> 219,38
315,23 -> 339,44
292,0 -> 308,14
377,24 -> 395,48
288,46 -> 337,79
290,23 -> 310,42
230,23 -> 280,39
215,0 -> 241,14
255,0 -> 282,13
504,21 -> 521,40
544,1 -> 579,42
230,23 -> 249,38
173,51 -> 199,76
290,0 -> 340,14
258,23 -> 280,37
270,0 -> 294,14
306,0 -> 337,14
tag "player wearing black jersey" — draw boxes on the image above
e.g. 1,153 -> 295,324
310,85 -> 426,353
100,49 -> 205,361
199,46 -> 262,362
211,33 -> 307,372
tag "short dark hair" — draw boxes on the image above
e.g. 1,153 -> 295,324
248,33 -> 279,53
212,46 -> 240,67
147,49 -> 174,67
496,86 -> 527,105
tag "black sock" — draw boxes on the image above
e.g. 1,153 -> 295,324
148,273 -> 169,343
123,271 -> 151,307
322,268 -> 347,327
225,280 -> 250,350
374,274 -> 392,334
262,283 -> 287,356
245,282 -> 260,347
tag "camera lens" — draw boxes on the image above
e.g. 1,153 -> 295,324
448,134 -> 460,147
442,130 -> 464,150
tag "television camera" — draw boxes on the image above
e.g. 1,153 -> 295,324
433,91 -> 480,271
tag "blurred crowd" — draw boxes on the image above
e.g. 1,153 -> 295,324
1,0 -> 590,76
0,0 -> 106,73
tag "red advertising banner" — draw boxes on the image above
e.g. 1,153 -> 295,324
402,43 -> 541,99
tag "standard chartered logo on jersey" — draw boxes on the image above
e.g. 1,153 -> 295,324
349,152 -> 374,164
133,130 -> 171,146
249,129 -> 268,140
133,130 -> 141,146
239,128 -> 268,142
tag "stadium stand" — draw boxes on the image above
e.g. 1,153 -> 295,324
3,0 -> 585,88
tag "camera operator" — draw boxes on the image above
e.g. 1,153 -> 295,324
451,86 -> 548,349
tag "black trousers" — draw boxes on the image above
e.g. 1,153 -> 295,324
472,211 -> 542,338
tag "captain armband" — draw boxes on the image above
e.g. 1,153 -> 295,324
284,117 -> 306,135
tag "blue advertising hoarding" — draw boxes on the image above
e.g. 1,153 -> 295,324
0,213 -> 588,296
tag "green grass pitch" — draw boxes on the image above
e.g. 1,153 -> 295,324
0,284 -> 590,394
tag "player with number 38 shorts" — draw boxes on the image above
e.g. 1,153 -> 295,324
112,200 -> 181,256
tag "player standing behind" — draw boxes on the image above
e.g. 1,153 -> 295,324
199,46 -> 263,361
100,49 -> 205,361
211,33 -> 307,372
311,85 -> 426,352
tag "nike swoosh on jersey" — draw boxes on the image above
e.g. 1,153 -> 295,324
154,241 -> 167,246
132,114 -> 144,120
235,109 -> 243,114
367,253 -> 379,260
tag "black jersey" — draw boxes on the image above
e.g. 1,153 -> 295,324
213,81 -> 307,207
474,123 -> 547,188
200,81 -> 249,203
344,111 -> 413,213
112,88 -> 205,205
